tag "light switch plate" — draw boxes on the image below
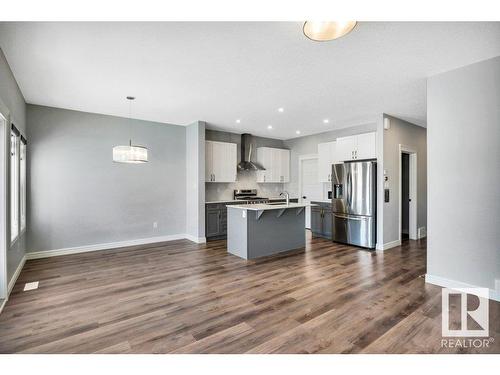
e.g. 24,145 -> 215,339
24,281 -> 39,291
242,211 -> 246,218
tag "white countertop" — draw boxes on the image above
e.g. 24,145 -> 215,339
206,197 -> 300,204
310,199 -> 332,204
226,202 -> 313,211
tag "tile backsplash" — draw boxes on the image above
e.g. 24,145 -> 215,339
205,170 -> 284,202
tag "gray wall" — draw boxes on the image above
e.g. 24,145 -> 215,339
205,129 -> 286,201
382,114 -> 427,244
427,56 -> 500,290
186,121 -> 205,240
0,48 -> 26,287
27,105 -> 187,252
283,123 -> 377,198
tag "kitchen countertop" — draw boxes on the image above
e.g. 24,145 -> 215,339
206,197 -> 299,204
227,202 -> 313,211
310,199 -> 332,204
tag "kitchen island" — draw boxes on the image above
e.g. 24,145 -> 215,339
226,203 -> 310,259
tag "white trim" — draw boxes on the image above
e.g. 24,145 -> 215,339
426,274 -> 500,302
184,234 -> 206,244
0,298 -> 6,314
0,111 -> 7,299
26,234 -> 194,260
376,239 -> 401,251
8,254 -> 26,295
398,144 -> 418,242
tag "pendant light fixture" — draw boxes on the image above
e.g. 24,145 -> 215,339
303,21 -> 357,41
112,96 -> 148,164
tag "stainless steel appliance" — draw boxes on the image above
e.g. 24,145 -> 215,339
233,189 -> 269,204
331,161 -> 376,249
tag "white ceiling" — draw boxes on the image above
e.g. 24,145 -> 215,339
0,22 -> 499,139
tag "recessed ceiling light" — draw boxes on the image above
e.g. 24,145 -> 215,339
236,119 -> 241,123
323,119 -> 329,124
278,107 -> 284,113
303,21 -> 357,42
295,130 -> 301,135
267,125 -> 273,129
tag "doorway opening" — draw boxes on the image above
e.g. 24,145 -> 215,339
401,153 -> 410,240
399,145 -> 417,241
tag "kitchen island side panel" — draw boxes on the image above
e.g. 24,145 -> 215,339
247,209 -> 305,259
227,208 -> 249,259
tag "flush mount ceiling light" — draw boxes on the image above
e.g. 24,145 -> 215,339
323,119 -> 329,124
303,21 -> 357,42
236,119 -> 241,123
278,107 -> 284,113
112,97 -> 148,164
295,130 -> 301,135
267,125 -> 273,129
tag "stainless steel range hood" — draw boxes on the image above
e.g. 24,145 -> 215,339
237,133 -> 265,171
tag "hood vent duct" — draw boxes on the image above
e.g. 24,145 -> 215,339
237,133 -> 265,171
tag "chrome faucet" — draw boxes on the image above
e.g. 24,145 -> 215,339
280,191 -> 290,206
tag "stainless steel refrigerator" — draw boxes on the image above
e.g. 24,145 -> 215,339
331,161 -> 376,249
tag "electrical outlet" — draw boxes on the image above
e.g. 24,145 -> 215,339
153,221 -> 158,229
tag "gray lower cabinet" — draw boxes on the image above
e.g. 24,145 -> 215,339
310,202 -> 333,239
206,199 -> 300,240
206,202 -> 236,240
206,208 -> 222,238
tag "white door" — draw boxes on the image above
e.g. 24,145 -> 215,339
300,157 -> 323,229
335,136 -> 356,161
356,132 -> 377,160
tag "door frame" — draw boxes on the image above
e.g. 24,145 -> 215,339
0,110 -> 7,300
398,144 -> 418,241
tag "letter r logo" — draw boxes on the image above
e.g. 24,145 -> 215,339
442,288 -> 489,337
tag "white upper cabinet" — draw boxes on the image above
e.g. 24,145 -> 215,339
205,141 -> 237,182
256,147 -> 290,183
334,132 -> 377,161
317,141 -> 337,182
355,132 -> 377,160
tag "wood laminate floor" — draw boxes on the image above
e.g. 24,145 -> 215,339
0,233 -> 498,354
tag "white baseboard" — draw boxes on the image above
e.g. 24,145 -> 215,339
26,233 -> 198,260
426,274 -> 500,302
0,298 -> 6,315
376,239 -> 402,251
184,234 -> 206,244
8,255 -> 26,295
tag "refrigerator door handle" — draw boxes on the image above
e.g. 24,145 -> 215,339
334,214 -> 365,221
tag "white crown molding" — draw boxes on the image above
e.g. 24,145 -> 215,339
426,274 -> 500,302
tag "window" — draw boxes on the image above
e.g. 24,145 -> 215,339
20,137 -> 27,232
10,126 -> 19,242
